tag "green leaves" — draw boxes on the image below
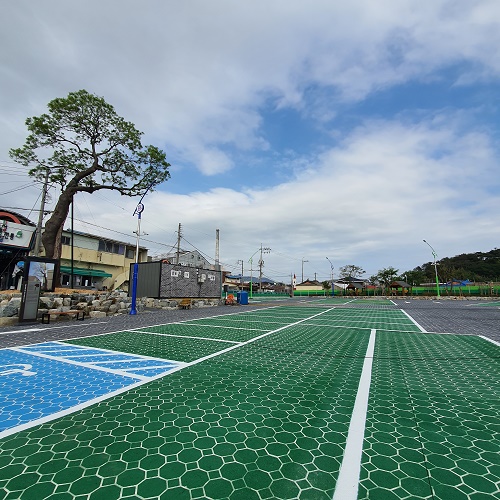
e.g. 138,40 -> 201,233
9,89 -> 171,258
9,89 -> 170,196
338,264 -> 365,280
375,267 -> 400,286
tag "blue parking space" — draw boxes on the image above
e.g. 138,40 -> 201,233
0,341 -> 184,436
18,341 -> 183,377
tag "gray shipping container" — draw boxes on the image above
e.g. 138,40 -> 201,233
130,261 -> 222,299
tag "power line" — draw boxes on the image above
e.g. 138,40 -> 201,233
0,206 -> 53,213
70,217 -> 175,249
0,183 -> 38,196
0,174 -> 32,179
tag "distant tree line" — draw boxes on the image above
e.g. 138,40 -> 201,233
340,248 -> 500,289
405,248 -> 500,284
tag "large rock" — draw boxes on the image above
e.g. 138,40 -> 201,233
94,305 -> 110,312
0,317 -> 18,326
0,297 -> 22,317
53,297 -> 64,308
108,304 -> 119,313
89,311 -> 107,319
39,296 -> 55,309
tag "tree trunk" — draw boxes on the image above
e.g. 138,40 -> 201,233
42,187 -> 73,259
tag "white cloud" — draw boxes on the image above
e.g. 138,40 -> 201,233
3,0 -> 500,166
1,1 -> 499,280
79,114 -> 495,278
196,149 -> 234,176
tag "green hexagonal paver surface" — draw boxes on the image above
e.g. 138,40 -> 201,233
1,305 -> 498,499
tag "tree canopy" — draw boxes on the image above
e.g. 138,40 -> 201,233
338,264 -> 365,280
407,248 -> 500,283
10,89 -> 171,258
375,266 -> 400,288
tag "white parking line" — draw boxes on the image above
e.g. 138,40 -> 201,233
400,309 -> 427,332
333,329 -> 376,500
0,322 -> 109,336
132,329 -> 243,343
10,347 -> 149,381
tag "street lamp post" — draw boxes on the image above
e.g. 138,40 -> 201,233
423,239 -> 440,298
128,183 -> 154,315
129,202 -> 144,315
326,257 -> 334,296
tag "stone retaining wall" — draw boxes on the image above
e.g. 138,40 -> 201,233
0,291 -> 223,326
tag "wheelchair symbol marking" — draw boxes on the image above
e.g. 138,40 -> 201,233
0,364 -> 36,377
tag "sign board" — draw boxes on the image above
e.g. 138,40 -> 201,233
0,221 -> 36,250
18,258 -> 59,323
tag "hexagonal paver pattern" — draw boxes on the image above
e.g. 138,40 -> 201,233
0,304 -> 498,499
359,331 -> 500,499
0,305 -> 371,499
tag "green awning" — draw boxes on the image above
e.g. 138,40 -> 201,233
60,266 -> 112,278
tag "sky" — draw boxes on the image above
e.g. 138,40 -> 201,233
1,0 -> 500,283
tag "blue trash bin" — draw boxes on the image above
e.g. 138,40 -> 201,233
239,291 -> 248,305
236,292 -> 241,303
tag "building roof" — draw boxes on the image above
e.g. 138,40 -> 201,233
346,282 -> 364,289
225,275 -> 276,284
62,228 -> 146,249
0,209 -> 36,226
297,279 -> 322,286
390,281 -> 411,288
336,277 -> 366,284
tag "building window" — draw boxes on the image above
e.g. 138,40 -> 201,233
61,236 -> 71,245
60,273 -> 94,288
98,239 -> 126,255
98,240 -> 110,252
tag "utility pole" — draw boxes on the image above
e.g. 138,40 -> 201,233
249,245 -> 270,297
33,169 -> 50,257
326,257 -> 334,296
258,244 -> 264,292
301,258 -> 309,282
258,244 -> 271,292
215,229 -> 220,271
176,223 -> 182,265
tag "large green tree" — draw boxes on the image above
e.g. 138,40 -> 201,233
10,89 -> 171,259
376,266 -> 399,290
338,264 -> 365,280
